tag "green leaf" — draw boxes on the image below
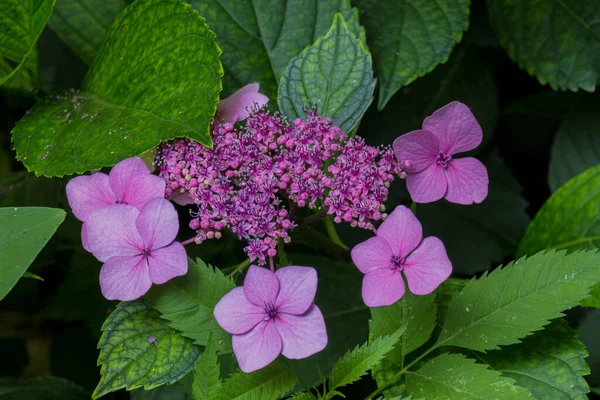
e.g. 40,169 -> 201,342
487,0 -> 600,92
214,361 -> 296,400
190,0 -> 364,100
549,109 -> 600,192
405,353 -> 531,399
0,376 -> 88,399
437,250 -> 600,352
477,319 -> 590,399
12,0 -> 223,177
435,278 -> 467,326
130,382 -> 190,400
354,0 -> 470,109
0,207 -> 66,301
93,300 -> 202,399
48,0 -> 127,65
0,0 -> 55,86
278,14 -> 375,133
191,339 -> 221,400
290,393 -> 317,400
369,292 -> 436,366
145,258 -> 235,352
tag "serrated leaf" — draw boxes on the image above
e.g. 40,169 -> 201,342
487,0 -> 600,92
93,300 -> 202,399
354,0 -> 470,109
145,258 -> 235,352
477,319 -> 590,399
48,0 -> 127,65
214,361 -> 296,400
0,207 -> 66,301
190,0 -> 364,100
435,278 -> 467,326
12,0 -> 223,177
130,382 -> 190,400
278,14 -> 374,133
191,339 -> 221,400
0,376 -> 88,399
370,292 -> 436,366
406,353 -> 531,399
437,250 -> 600,352
290,392 -> 317,400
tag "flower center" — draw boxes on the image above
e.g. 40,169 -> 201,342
263,301 -> 278,320
141,249 -> 151,257
390,255 -> 405,271
436,151 -> 452,168
115,199 -> 128,204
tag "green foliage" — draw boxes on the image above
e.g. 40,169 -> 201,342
0,206 -> 65,301
435,278 -> 467,325
48,0 -> 127,65
191,339 -> 221,400
437,250 -> 600,351
213,361 -> 296,400
12,0 -> 223,177
93,300 -> 202,399
354,0 -> 470,109
131,382 -> 190,400
278,14 -> 375,133
477,319 -> 590,399
0,376 -> 88,399
405,353 -> 531,399
145,258 -> 235,352
487,0 -> 600,92
190,0 -> 364,99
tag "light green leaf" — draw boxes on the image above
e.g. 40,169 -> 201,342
437,250 -> 600,352
369,292 -> 436,366
93,300 -> 202,399
48,0 -> 127,65
477,319 -> 590,399
0,0 -> 55,86
487,0 -> 600,92
405,353 -> 531,399
191,339 -> 221,400
12,0 -> 223,177
0,376 -> 88,399
214,361 -> 296,400
0,206 -> 66,301
290,392 -> 317,400
278,14 -> 375,133
354,0 -> 470,109
190,0 -> 364,100
145,258 -> 235,352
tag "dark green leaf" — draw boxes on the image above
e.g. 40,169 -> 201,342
130,382 -> 190,400
191,339 -> 221,400
214,361 -> 296,400
0,376 -> 88,399
435,277 -> 467,326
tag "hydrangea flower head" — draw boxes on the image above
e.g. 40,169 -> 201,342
214,265 -> 327,373
393,101 -> 489,204
83,198 -> 187,301
216,82 -> 269,125
351,206 -> 451,307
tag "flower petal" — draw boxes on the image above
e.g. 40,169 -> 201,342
232,320 -> 282,373
171,190 -> 194,206
66,173 -> 115,221
422,101 -> 482,155
392,129 -> 438,173
406,163 -> 448,204
444,157 -> 489,205
362,268 -> 405,307
109,157 -> 165,209
244,265 -> 280,307
351,236 -> 394,274
147,241 -> 188,284
275,266 -> 318,315
99,255 -> 152,301
83,204 -> 143,262
216,83 -> 269,124
404,237 -> 452,295
214,287 -> 266,335
81,224 -> 91,252
376,206 -> 423,257
136,198 -> 179,250
276,305 -> 327,359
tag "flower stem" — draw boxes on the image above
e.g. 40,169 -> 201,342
299,210 -> 328,226
277,239 -> 290,266
269,256 -> 275,272
324,215 -> 349,250
181,237 -> 197,246
227,258 -> 251,277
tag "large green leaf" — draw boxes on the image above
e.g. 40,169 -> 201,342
0,376 -> 88,399
93,300 -> 202,399
190,0 -> 364,99
477,319 -> 590,399
0,0 -> 55,86
12,0 -> 223,177
437,250 -> 600,352
214,361 -> 296,400
48,0 -> 127,65
145,258 -> 235,353
405,353 -> 531,399
487,0 -> 600,92
0,206 -> 66,301
354,0 -> 470,109
278,14 -> 374,133
191,339 -> 221,400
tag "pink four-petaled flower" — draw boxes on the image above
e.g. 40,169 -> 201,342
351,206 -> 451,307
216,82 -> 269,125
214,265 -> 327,373
393,101 -> 489,205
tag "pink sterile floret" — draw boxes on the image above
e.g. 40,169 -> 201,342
393,101 -> 489,205
216,82 -> 269,125
214,265 -> 328,373
83,198 -> 187,301
351,205 -> 452,307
